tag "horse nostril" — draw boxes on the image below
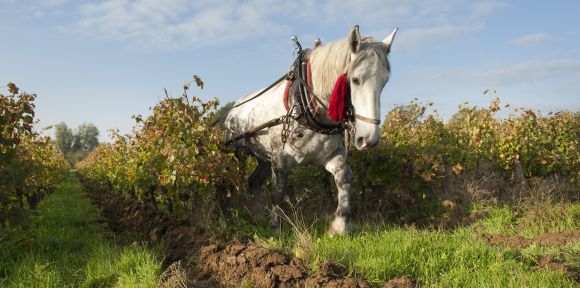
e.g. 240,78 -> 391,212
356,137 -> 365,147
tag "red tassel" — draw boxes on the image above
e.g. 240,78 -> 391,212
328,74 -> 349,122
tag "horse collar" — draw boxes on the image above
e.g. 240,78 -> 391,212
283,51 -> 345,135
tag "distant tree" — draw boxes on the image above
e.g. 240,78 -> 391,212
54,122 -> 73,154
76,123 -> 99,152
71,133 -> 82,152
54,122 -> 99,165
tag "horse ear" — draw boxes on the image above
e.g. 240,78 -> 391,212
382,27 -> 399,54
349,25 -> 361,53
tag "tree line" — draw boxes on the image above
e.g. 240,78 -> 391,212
54,122 -> 99,165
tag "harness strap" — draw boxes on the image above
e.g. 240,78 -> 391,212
292,52 -> 344,135
306,60 -> 317,112
283,60 -> 324,113
283,80 -> 292,112
292,72 -> 328,111
224,116 -> 284,146
355,114 -> 380,125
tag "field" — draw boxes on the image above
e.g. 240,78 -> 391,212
1,82 -> 579,287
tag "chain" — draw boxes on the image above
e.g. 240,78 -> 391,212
343,121 -> 356,157
281,106 -> 297,146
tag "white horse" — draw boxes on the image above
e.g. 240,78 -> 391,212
224,26 -> 397,235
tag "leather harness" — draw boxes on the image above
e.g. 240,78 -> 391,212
285,49 -> 350,135
225,40 -> 379,146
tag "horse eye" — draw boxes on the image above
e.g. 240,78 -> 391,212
351,77 -> 360,85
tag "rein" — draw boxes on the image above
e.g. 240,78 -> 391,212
232,74 -> 288,108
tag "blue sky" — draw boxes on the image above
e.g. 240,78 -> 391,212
1,0 -> 579,141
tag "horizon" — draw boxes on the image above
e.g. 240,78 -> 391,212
1,0 -> 579,142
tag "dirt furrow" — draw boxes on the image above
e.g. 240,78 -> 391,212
85,182 -> 374,287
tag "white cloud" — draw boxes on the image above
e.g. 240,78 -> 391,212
0,0 -> 70,16
472,0 -> 509,17
425,59 -> 580,86
60,0 -> 506,50
305,0 -> 507,51
316,0 -> 418,26
396,24 -> 483,51
311,0 -> 475,29
512,32 -> 551,46
37,0 -> 69,7
66,0 -> 290,50
477,59 -> 580,85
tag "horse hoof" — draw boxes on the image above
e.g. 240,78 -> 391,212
270,221 -> 281,230
327,227 -> 347,237
252,207 -> 266,222
327,216 -> 350,237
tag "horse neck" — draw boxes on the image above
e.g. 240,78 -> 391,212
308,39 -> 351,103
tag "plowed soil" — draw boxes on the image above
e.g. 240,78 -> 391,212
481,230 -> 580,249
481,230 -> 580,283
86,184 -> 373,287
383,276 -> 418,288
536,254 -> 580,283
200,244 -> 371,287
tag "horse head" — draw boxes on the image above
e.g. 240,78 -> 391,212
346,26 -> 397,150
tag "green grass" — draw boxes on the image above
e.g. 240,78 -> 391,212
312,226 -> 576,287
245,204 -> 580,287
0,175 -> 164,288
474,204 -> 580,237
12,174 -> 573,287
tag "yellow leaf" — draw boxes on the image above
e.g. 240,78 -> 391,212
452,163 -> 463,175
7,82 -> 19,94
420,172 -> 433,182
193,75 -> 204,89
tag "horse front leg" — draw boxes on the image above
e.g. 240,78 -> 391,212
324,150 -> 352,236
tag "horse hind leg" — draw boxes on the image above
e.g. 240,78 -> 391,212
270,161 -> 290,229
248,160 -> 271,220
324,152 -> 352,236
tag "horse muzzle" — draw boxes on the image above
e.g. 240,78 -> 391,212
353,116 -> 380,150
354,135 -> 379,150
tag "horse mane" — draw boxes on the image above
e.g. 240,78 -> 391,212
308,36 -> 390,101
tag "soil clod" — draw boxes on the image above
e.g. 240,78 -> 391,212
383,276 -> 418,288
481,230 -> 580,249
